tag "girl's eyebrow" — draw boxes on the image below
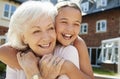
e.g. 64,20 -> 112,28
61,18 -> 81,23
76,20 -> 81,24
59,17 -> 81,23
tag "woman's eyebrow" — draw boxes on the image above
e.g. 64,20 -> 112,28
59,18 -> 67,20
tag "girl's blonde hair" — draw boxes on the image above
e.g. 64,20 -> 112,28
55,1 -> 81,13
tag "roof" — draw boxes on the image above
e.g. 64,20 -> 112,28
13,0 -> 27,3
81,0 -> 120,15
14,0 -> 58,5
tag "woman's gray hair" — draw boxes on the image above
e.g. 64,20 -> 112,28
6,1 -> 57,50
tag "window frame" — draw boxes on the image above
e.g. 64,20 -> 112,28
0,36 -> 6,45
81,2 -> 89,12
96,0 -> 107,8
2,3 -> 16,20
80,23 -> 88,34
96,20 -> 107,33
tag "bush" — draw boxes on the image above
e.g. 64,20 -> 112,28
0,62 -> 6,74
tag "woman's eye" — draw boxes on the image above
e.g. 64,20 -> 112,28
61,21 -> 67,24
48,27 -> 54,30
33,30 -> 41,34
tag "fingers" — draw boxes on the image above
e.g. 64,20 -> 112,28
49,55 -> 58,66
40,54 -> 52,65
40,55 -> 65,67
17,51 -> 38,66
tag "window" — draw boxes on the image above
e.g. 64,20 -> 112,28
81,2 -> 89,12
80,23 -> 88,34
41,0 -> 50,1
96,20 -> 107,33
0,36 -> 6,45
96,0 -> 107,8
101,43 -> 118,63
3,4 -> 16,19
57,0 -> 69,2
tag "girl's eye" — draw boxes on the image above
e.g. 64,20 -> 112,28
74,23 -> 80,26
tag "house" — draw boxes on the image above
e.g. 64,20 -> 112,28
0,0 -> 26,45
80,0 -> 120,73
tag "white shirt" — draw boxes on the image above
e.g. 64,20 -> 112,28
5,45 -> 79,79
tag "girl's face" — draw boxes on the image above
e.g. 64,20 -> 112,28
55,7 -> 82,46
23,15 -> 56,56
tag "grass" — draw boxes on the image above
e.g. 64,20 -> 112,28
93,67 -> 117,76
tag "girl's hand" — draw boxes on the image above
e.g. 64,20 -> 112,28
39,54 -> 64,79
17,51 -> 40,79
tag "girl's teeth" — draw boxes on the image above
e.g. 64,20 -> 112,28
63,34 -> 72,40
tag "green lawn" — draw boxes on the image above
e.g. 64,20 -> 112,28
93,67 -> 117,76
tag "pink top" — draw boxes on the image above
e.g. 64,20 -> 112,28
5,45 -> 79,79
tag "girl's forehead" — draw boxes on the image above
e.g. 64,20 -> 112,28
58,6 -> 81,12
58,7 -> 81,15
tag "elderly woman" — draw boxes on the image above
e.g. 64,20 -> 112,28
0,1 -> 82,79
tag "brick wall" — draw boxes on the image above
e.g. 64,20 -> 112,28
80,8 -> 120,47
0,26 -> 8,35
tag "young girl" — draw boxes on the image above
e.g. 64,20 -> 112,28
0,1 -> 94,79
55,1 -> 94,79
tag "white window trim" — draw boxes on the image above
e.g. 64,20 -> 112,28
96,0 -> 107,8
80,23 -> 88,34
41,0 -> 50,2
96,20 -> 107,33
0,36 -> 6,45
81,2 -> 89,12
2,3 -> 16,20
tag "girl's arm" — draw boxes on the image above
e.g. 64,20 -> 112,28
40,45 -> 92,79
0,45 -> 21,69
55,45 -> 92,79
61,60 -> 87,79
73,36 -> 94,79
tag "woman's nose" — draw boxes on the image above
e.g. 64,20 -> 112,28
41,32 -> 50,42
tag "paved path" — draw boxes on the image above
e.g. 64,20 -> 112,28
94,74 -> 120,79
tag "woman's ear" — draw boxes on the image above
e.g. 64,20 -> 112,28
22,35 -> 28,44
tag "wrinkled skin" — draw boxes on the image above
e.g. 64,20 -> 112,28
17,51 -> 64,79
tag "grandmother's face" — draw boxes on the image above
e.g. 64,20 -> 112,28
23,15 -> 56,56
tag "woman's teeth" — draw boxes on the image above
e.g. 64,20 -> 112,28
40,44 -> 50,48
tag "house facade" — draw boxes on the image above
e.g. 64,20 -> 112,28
0,0 -> 23,45
80,0 -> 120,73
